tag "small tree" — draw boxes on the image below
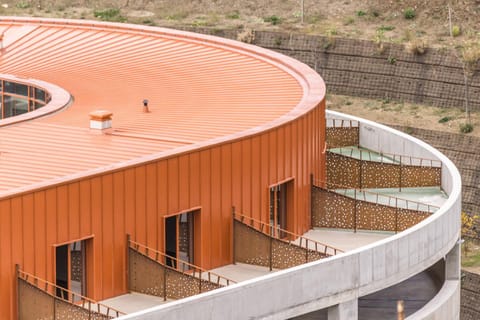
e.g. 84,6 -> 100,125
462,212 -> 479,255
458,42 -> 480,127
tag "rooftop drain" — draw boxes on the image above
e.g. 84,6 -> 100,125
89,110 -> 113,130
143,99 -> 149,113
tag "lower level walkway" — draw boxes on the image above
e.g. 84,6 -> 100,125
299,229 -> 392,252
99,292 -> 172,314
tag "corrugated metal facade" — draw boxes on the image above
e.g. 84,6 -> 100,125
0,18 -> 326,318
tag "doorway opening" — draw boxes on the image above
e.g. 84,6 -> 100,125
165,210 -> 199,270
55,239 -> 90,301
269,180 -> 294,238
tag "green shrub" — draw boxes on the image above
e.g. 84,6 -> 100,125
16,2 -> 30,9
264,15 -> 281,25
387,56 -> 397,64
378,25 -> 395,32
460,123 -> 474,133
227,11 -> 240,19
343,17 -> 355,25
356,10 -> 366,17
94,8 -> 126,22
452,25 -> 461,37
404,8 -> 416,20
438,116 -> 453,123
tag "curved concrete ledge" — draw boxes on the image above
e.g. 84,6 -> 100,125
118,111 -> 461,320
0,74 -> 72,127
406,280 -> 460,320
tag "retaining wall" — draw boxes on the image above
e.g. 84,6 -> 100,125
460,271 -> 480,320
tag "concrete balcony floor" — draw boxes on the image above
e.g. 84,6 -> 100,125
329,146 -> 400,164
334,187 -> 447,212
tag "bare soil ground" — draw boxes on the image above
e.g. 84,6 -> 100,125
327,94 -> 480,137
3,0 -> 480,49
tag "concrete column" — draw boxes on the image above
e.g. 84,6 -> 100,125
445,241 -> 461,281
328,298 -> 358,320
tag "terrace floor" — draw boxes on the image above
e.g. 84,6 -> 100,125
334,187 -> 447,212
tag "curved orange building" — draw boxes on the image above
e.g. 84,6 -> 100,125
0,17 -> 326,318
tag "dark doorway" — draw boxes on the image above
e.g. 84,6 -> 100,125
165,216 -> 177,268
269,180 -> 293,238
56,245 -> 68,299
55,240 -> 88,301
165,210 -> 197,270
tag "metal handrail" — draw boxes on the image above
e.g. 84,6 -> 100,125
17,268 -> 125,318
328,146 -> 442,167
313,180 -> 440,213
234,213 -> 344,256
128,239 -> 237,286
326,118 -> 359,128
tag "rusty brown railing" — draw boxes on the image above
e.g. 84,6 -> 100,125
234,212 -> 343,256
329,146 -> 442,167
128,239 -> 236,287
17,268 -> 124,319
314,179 -> 440,214
326,118 -> 359,128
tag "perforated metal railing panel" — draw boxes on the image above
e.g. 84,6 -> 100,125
18,278 -> 111,320
327,152 -> 441,189
312,187 -> 431,232
234,220 -> 327,269
128,248 -> 222,300
326,127 -> 359,148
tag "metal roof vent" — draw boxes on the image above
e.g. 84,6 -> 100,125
89,110 -> 112,130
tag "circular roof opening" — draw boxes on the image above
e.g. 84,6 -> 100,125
0,74 -> 71,127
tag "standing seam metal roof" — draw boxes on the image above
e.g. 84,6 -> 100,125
0,17 -> 325,197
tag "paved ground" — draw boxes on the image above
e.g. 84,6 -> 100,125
300,229 -> 392,252
335,187 -> 447,212
100,292 -> 171,314
209,262 -> 277,282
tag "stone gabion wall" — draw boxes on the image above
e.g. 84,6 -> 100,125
461,271 -> 480,320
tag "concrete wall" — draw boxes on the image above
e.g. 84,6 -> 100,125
118,111 -> 462,320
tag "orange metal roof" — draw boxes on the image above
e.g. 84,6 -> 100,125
0,17 -> 325,198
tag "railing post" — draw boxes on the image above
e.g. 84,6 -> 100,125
359,149 -> 363,189
232,206 -> 236,265
199,270 -> 202,294
395,209 -> 399,234
126,234 -> 130,292
269,234 -> 273,271
163,265 -> 167,301
399,155 -> 402,192
305,239 -> 309,263
15,264 -> 20,320
354,189 -> 357,233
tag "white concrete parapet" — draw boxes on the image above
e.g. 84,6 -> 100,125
119,111 -> 461,320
